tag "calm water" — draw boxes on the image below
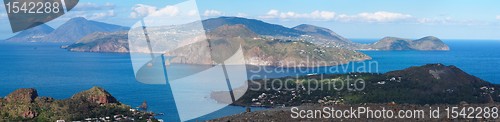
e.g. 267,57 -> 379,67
0,43 -> 265,121
0,40 -> 499,121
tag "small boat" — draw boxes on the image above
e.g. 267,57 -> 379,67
306,73 -> 318,76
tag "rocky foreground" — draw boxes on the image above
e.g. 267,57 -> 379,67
210,64 -> 500,121
0,86 -> 157,121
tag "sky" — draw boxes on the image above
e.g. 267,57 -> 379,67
0,0 -> 499,40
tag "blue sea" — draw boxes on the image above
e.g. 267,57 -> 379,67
0,40 -> 499,121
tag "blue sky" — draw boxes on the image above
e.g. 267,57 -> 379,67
1,0 -> 499,40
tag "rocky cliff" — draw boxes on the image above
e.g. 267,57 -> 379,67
0,86 -> 155,121
2,24 -> 54,42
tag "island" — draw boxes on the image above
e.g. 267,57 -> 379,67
4,17 -> 450,67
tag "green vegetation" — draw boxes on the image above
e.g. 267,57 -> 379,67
0,87 -> 156,121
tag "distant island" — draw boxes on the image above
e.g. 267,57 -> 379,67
3,17 -> 450,67
0,86 -> 158,121
368,36 -> 450,50
62,17 -> 372,67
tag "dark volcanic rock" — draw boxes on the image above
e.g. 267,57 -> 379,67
202,17 -> 303,37
203,17 -> 354,48
5,88 -> 38,103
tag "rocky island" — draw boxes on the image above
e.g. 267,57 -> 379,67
3,17 -> 450,67
213,64 -> 497,107
369,36 -> 450,50
62,31 -> 129,53
0,86 -> 158,121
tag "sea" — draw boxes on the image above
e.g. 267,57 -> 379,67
0,40 -> 499,121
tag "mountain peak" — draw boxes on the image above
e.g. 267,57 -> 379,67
292,24 -> 328,32
68,17 -> 88,22
416,36 -> 441,42
41,17 -> 129,43
420,36 -> 439,40
379,36 -> 408,41
71,86 -> 119,104
294,24 -> 313,27
292,24 -> 350,44
217,16 -> 248,19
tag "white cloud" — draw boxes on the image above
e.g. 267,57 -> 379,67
497,15 -> 500,20
72,2 -> 115,11
310,11 -> 336,20
58,10 -> 116,21
203,10 -> 223,17
414,17 -> 487,26
260,9 -> 336,21
264,9 -> 279,17
89,10 -> 116,20
260,9 -> 415,23
130,4 -> 157,18
337,11 -> 412,23
130,4 -> 179,18
357,11 -> 412,22
152,6 -> 179,17
416,17 -> 453,24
